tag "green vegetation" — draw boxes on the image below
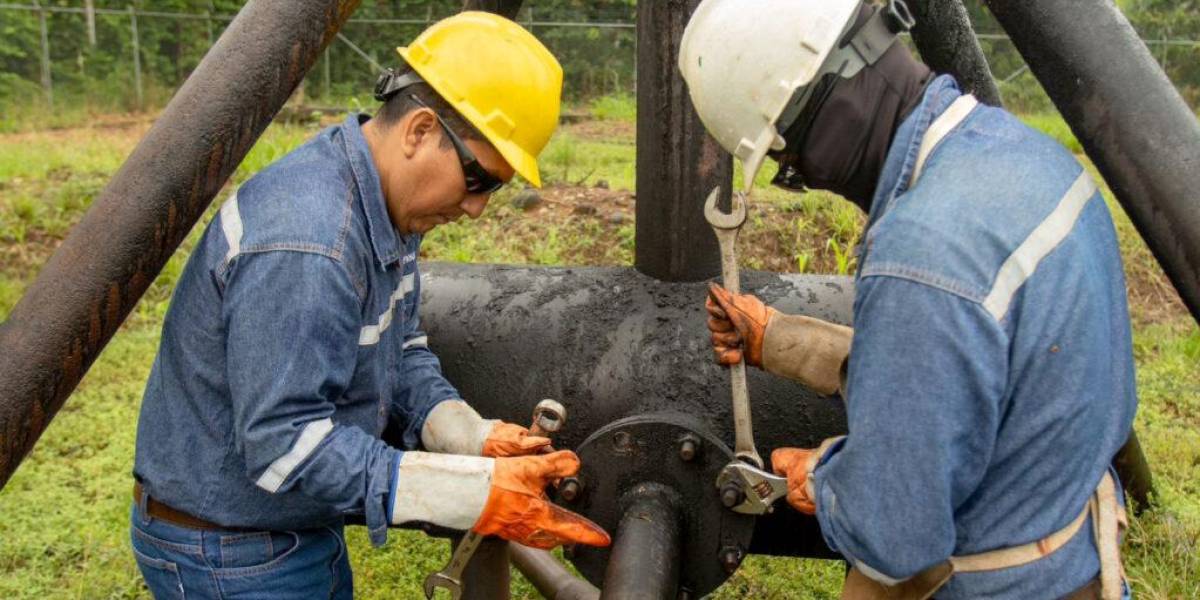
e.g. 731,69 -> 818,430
1020,112 -> 1083,153
0,107 -> 1197,598
589,92 -> 636,122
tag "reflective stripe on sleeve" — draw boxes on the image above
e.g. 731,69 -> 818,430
909,95 -> 978,188
220,193 -> 243,262
402,335 -> 428,350
982,171 -> 1096,321
359,273 -> 416,345
255,418 -> 335,493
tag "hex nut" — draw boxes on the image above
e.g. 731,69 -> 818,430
720,483 -> 745,509
560,477 -> 583,502
678,435 -> 700,462
719,546 -> 743,574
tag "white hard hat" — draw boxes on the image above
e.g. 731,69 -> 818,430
680,0 -> 914,190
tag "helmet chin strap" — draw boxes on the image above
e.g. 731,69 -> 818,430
771,2 -> 932,210
774,0 -> 915,143
374,69 -> 427,101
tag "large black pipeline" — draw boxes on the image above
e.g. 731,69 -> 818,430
600,485 -> 683,600
0,0 -> 361,488
419,262 -> 854,565
419,262 -> 854,461
984,0 -> 1200,324
909,0 -> 1002,107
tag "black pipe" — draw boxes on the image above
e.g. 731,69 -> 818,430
462,537 -> 511,600
600,485 -> 682,600
510,545 -> 600,600
634,0 -> 732,282
0,0 -> 361,489
984,0 -> 1200,324
909,0 -> 1002,107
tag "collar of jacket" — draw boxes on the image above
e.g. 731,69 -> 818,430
341,113 -> 403,270
863,74 -> 964,237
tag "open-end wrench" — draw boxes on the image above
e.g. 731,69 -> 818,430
705,187 -> 790,515
423,400 -> 567,599
529,399 -> 566,439
703,187 -> 762,470
423,531 -> 483,599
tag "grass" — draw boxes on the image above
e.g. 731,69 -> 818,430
0,107 -> 1197,599
1020,112 -> 1084,154
589,93 -> 637,122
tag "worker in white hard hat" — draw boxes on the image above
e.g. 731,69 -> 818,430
130,13 -> 608,598
681,1 -> 1135,599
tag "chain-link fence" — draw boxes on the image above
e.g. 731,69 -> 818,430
1,1 -> 1198,119
0,1 -> 638,116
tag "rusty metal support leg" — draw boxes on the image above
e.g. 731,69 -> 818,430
600,485 -> 682,600
1113,430 -> 1155,513
909,0 -> 1002,107
0,0 -> 362,489
634,0 -> 732,282
461,537 -> 511,600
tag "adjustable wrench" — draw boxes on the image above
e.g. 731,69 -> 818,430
423,399 -> 567,599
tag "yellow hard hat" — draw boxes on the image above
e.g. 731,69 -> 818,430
398,12 -> 563,188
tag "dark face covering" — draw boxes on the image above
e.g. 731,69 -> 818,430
772,8 -> 932,212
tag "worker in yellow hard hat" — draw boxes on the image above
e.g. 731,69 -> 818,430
129,12 -> 608,598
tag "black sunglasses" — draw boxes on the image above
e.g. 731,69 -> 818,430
409,95 -> 506,195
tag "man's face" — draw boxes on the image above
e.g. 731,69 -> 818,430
370,108 -> 515,236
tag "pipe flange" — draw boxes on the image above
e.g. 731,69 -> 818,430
561,413 -> 755,597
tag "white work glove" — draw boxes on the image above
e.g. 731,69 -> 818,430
389,451 -> 610,549
421,400 -> 552,457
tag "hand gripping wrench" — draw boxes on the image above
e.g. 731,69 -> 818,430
423,400 -> 567,599
704,188 -> 789,515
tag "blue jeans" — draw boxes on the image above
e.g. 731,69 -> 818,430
130,502 -> 352,599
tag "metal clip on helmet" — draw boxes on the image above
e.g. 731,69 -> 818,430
679,0 -> 914,191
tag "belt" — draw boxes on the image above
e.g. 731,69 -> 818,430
134,482 -> 243,531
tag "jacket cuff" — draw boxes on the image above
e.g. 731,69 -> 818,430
389,451 -> 494,529
804,435 -> 846,505
420,399 -> 498,456
367,446 -> 402,547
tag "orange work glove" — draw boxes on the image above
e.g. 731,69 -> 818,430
472,450 -> 612,549
482,422 -> 553,457
770,447 -> 820,515
706,282 -> 776,367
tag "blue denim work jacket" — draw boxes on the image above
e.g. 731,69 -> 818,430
133,115 -> 458,546
810,76 -> 1137,598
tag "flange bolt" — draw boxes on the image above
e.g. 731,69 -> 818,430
720,482 -> 745,508
678,436 -> 700,462
560,477 -> 583,502
719,545 -> 743,574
